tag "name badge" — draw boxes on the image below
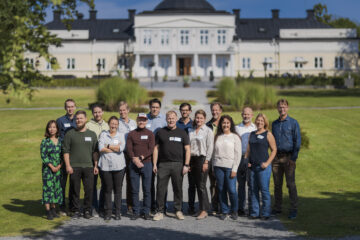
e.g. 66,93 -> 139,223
146,124 -> 151,128
64,123 -> 71,128
141,135 -> 148,140
170,137 -> 182,142
85,137 -> 92,142
113,139 -> 119,145
257,135 -> 264,139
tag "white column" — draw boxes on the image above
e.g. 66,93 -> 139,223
154,54 -> 159,76
211,53 -> 216,75
134,54 -> 140,77
230,54 -> 235,77
194,54 -> 198,77
172,54 -> 176,77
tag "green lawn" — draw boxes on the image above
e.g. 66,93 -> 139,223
0,88 -> 359,237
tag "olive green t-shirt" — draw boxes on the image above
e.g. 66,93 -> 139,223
63,129 -> 98,168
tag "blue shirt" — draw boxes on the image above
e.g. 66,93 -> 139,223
272,115 -> 301,161
146,113 -> 167,134
176,118 -> 193,134
56,114 -> 77,139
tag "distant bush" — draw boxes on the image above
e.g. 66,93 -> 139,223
97,77 -> 147,111
31,78 -> 106,87
206,90 -> 218,98
148,90 -> 164,98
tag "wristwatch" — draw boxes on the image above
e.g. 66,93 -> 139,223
184,164 -> 190,167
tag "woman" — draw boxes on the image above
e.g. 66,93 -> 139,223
40,120 -> 63,220
98,116 -> 126,221
246,113 -> 277,220
213,115 -> 242,220
188,110 -> 213,220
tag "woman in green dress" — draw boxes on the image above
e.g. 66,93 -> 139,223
40,120 -> 63,220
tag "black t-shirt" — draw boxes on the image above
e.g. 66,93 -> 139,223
156,127 -> 190,163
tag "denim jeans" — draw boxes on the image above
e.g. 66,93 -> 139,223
214,166 -> 238,214
249,164 -> 272,217
129,161 -> 152,215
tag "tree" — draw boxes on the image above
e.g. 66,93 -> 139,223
0,0 -> 94,101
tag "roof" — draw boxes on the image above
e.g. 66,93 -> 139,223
236,18 -> 332,40
46,19 -> 133,40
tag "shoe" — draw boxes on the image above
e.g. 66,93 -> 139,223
84,211 -> 93,219
238,209 -> 246,216
196,211 -> 208,220
175,211 -> 185,220
261,216 -> 270,220
104,215 -> 112,221
51,208 -> 60,218
271,209 -> 282,216
59,210 -> 67,216
130,214 -> 140,220
92,209 -> 99,218
150,209 -> 157,216
115,214 -> 121,220
144,213 -> 151,220
188,208 -> 196,216
46,210 -> 53,220
153,212 -> 164,221
230,212 -> 238,220
127,207 -> 133,215
288,210 -> 297,219
219,214 -> 228,220
248,215 -> 258,220
72,212 -> 81,219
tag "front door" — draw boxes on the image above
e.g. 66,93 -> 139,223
177,57 -> 192,76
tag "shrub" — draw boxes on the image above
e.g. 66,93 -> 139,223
148,91 -> 164,98
97,77 -> 147,111
217,77 -> 236,103
206,90 -> 218,98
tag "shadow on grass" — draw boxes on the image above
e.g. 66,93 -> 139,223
3,198 -> 44,217
278,89 -> 360,97
278,191 -> 360,238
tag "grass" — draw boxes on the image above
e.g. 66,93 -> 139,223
172,99 -> 197,105
0,88 -> 360,237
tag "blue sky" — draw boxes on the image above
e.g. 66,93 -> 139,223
46,0 -> 360,23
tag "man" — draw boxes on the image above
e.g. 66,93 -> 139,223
63,110 -> 99,219
176,102 -> 195,215
86,104 -> 109,217
56,99 -> 77,215
146,98 -> 167,213
206,102 -> 223,214
118,101 -> 137,214
126,113 -> 155,220
235,107 -> 257,216
272,99 -> 301,219
152,111 -> 191,221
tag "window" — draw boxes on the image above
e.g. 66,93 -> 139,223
217,29 -> 226,45
242,57 -> 251,69
335,56 -> 344,69
200,30 -> 209,45
97,58 -> 106,70
161,30 -> 170,46
264,57 -> 273,69
143,30 -> 152,45
46,58 -> 56,70
25,58 -> 34,68
180,30 -> 189,45
295,62 -> 303,69
314,57 -> 323,69
66,58 -> 75,70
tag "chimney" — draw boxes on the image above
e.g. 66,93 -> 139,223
128,9 -> 136,24
272,9 -> 279,19
89,10 -> 97,21
306,9 -> 315,19
53,10 -> 61,22
233,9 -> 240,19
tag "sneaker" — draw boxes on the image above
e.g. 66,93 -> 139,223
51,208 -> 60,218
196,211 -> 208,220
230,212 -> 238,220
46,210 -> 54,220
248,215 -> 258,220
130,214 -> 140,220
144,213 -> 151,220
153,212 -> 164,221
238,209 -> 246,216
115,214 -> 121,220
84,211 -> 93,219
219,214 -> 228,220
127,207 -> 133,215
271,209 -> 282,216
72,212 -> 81,219
104,215 -> 112,221
175,211 -> 185,220
288,210 -> 297,220
92,209 -> 99,218
261,216 -> 270,220
150,209 -> 157,217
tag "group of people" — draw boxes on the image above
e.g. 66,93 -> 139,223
40,97 -> 301,222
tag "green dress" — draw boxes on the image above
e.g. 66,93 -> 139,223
40,138 -> 63,205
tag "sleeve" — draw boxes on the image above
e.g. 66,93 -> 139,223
205,128 -> 214,161
40,139 -> 51,166
62,131 -> 71,154
155,130 -> 161,146
92,132 -> 99,153
125,132 -> 135,158
98,132 -> 106,151
232,134 -> 242,172
144,132 -> 155,159
183,131 -> 190,146
291,120 -> 301,161
119,133 -> 126,153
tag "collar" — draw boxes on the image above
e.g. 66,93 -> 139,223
90,118 -> 105,125
179,118 -> 192,124
147,113 -> 162,120
278,115 -> 290,122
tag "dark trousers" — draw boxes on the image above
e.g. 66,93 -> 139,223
151,165 -> 168,212
129,161 -> 152,215
208,163 -> 219,212
237,167 -> 251,212
69,167 -> 94,213
125,156 -> 133,210
189,156 -> 210,211
92,173 -> 105,212
102,169 -> 125,216
156,162 -> 183,212
187,167 -> 196,211
272,153 -> 298,211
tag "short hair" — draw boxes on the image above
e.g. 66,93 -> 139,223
277,99 -> 289,107
91,104 -> 103,113
166,110 -> 177,118
75,110 -> 87,118
255,113 -> 269,130
64,99 -> 76,109
149,98 -> 162,108
210,102 -> 223,111
193,109 -> 206,127
179,102 -> 192,111
108,115 -> 119,125
242,106 -> 253,113
118,101 -> 129,110
44,120 -> 59,138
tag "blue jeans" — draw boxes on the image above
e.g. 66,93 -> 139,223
129,161 -> 152,215
249,164 -> 272,217
214,166 -> 238,214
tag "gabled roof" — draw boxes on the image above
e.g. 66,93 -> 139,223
46,19 -> 133,40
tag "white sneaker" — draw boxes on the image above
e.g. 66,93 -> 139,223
176,211 -> 185,220
153,212 -> 164,221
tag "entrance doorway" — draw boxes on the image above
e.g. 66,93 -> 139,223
177,57 -> 191,76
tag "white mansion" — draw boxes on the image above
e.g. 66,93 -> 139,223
28,0 -> 359,80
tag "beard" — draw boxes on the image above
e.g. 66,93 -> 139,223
77,123 -> 86,130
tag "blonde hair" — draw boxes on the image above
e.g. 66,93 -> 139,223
166,110 -> 177,118
255,113 -> 269,130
